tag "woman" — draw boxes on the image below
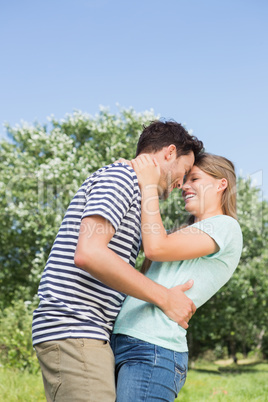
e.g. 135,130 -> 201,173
111,152 -> 243,402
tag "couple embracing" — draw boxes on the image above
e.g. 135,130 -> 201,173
32,120 -> 242,402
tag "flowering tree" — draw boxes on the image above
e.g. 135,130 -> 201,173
0,107 -> 158,307
0,106 -> 267,366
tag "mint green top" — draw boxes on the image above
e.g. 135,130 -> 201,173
113,215 -> 243,352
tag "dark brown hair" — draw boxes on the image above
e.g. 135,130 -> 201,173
136,120 -> 203,158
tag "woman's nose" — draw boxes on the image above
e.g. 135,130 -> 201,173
182,181 -> 190,191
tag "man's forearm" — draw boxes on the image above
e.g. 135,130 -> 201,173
74,244 -> 195,329
74,215 -> 195,328
75,244 -> 168,307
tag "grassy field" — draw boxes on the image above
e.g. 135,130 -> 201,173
176,359 -> 268,401
0,367 -> 45,402
0,359 -> 267,401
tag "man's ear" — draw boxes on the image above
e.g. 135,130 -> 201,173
217,178 -> 228,192
165,144 -> 177,161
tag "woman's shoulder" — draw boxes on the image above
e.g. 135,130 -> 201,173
191,215 -> 242,244
195,215 -> 241,229
210,215 -> 242,232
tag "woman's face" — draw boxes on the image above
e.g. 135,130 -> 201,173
182,165 -> 222,218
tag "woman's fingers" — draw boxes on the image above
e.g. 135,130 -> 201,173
115,158 -> 132,166
114,158 -> 132,166
152,157 -> 159,167
132,154 -> 155,169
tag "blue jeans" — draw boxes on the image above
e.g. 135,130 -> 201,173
111,334 -> 188,402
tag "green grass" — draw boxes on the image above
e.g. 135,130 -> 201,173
176,360 -> 268,401
0,360 -> 267,401
0,367 -> 45,402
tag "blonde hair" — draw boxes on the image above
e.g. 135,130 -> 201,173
140,152 -> 238,274
193,152 -> 237,220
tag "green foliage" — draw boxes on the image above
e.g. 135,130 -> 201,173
0,299 -> 40,373
0,367 -> 45,401
0,106 -> 157,307
0,105 -> 267,371
261,335 -> 268,359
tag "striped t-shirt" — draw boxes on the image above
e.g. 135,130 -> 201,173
32,163 -> 141,345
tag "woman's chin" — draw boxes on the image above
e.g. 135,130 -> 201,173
184,201 -> 191,211
184,202 -> 198,215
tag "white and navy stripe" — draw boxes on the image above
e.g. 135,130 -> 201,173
32,163 -> 141,345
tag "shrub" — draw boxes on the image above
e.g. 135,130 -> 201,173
214,344 -> 229,359
0,299 -> 39,373
199,349 -> 217,362
261,335 -> 268,359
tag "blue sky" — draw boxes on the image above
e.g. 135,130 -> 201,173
1,0 -> 267,198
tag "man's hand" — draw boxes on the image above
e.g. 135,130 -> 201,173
159,280 -> 196,329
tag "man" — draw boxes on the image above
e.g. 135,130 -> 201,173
32,120 -> 203,401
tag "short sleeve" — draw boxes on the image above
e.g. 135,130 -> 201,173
81,165 -> 136,231
191,215 -> 243,262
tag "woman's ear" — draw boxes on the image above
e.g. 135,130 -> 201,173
217,178 -> 228,192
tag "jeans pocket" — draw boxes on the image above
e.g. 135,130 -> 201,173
174,352 -> 188,395
36,343 -> 61,400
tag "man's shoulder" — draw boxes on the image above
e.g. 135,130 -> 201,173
82,163 -> 140,202
103,162 -> 137,176
89,163 -> 138,185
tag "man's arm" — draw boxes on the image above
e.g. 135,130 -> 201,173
74,215 -> 196,329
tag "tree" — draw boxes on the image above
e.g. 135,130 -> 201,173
0,107 -> 157,308
0,106 -> 267,364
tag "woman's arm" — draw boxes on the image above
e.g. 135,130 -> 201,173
132,155 -> 219,262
